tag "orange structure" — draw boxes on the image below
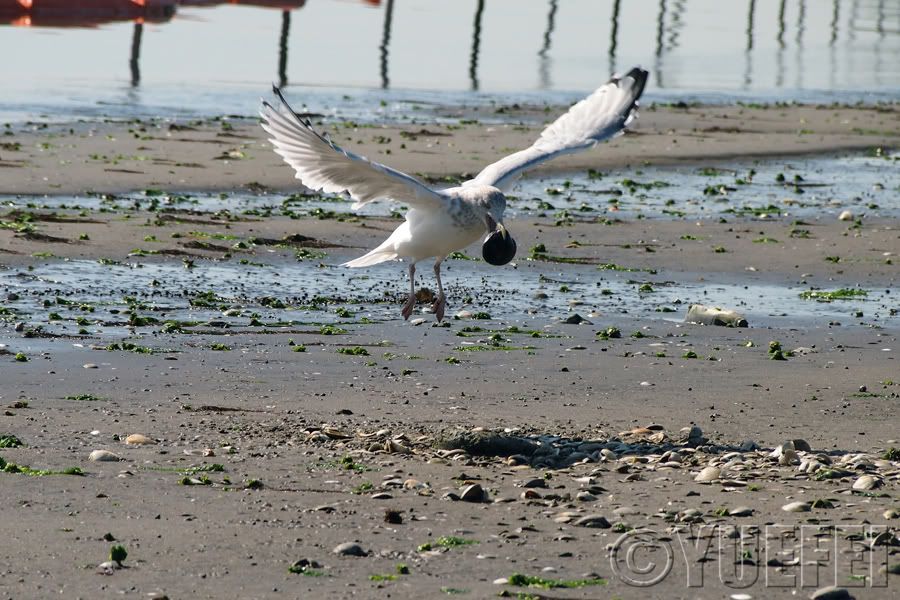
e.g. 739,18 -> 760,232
0,0 -> 176,27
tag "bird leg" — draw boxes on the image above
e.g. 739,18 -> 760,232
432,257 -> 447,322
401,262 -> 417,320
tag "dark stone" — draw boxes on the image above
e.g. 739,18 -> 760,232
435,430 -> 538,457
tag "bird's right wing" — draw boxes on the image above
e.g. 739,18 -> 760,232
465,67 -> 648,191
260,86 -> 445,211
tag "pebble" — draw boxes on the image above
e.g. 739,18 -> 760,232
96,561 -> 118,575
782,501 -> 812,513
460,483 -> 488,503
520,478 -> 547,489
332,542 -> 367,557
576,491 -> 597,502
89,450 -> 121,462
563,313 -> 589,324
790,439 -> 812,452
884,509 -> 899,520
572,514 -> 611,528
83,363 -> 98,369
125,434 -> 155,445
729,506 -> 753,517
851,474 -> 881,491
809,586 -> 853,600
694,466 -> 721,482
837,210 -> 854,221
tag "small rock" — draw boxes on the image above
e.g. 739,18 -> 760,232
564,313 -> 590,325
694,466 -> 721,482
685,304 -> 748,327
879,563 -> 900,576
369,492 -> 392,500
838,210 -> 854,221
83,363 -> 99,369
790,439 -> 812,452
779,449 -> 799,466
124,434 -> 154,445
572,514 -> 611,528
576,491 -> 597,502
782,501 -> 812,513
852,474 -> 881,491
493,577 -> 509,585
729,506 -> 753,517
332,542 -> 367,557
520,478 -> 547,489
460,483 -> 488,503
809,585 -> 853,600
89,450 -> 121,462
884,509 -> 899,520
96,561 -> 118,575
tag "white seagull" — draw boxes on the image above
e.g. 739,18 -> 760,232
260,67 -> 648,322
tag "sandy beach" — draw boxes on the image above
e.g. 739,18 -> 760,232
1,102 -> 898,599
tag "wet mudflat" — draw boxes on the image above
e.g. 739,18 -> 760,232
1,110 -> 898,599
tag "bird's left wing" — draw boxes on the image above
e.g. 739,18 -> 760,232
260,87 -> 445,210
465,67 -> 648,191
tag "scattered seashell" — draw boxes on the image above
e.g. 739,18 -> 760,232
782,501 -> 811,513
89,450 -> 121,462
695,466 -> 721,482
124,434 -> 154,445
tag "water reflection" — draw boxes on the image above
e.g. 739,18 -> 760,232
0,0 -> 897,118
0,1 -> 175,27
379,0 -> 394,89
469,0 -> 485,91
537,0 -> 557,90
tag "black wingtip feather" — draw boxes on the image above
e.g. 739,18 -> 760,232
624,67 -> 649,100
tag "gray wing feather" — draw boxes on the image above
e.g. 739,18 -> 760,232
467,67 -> 648,191
260,87 -> 444,211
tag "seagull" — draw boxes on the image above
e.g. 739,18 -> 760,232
260,67 -> 648,322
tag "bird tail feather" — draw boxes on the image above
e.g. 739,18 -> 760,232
342,249 -> 398,268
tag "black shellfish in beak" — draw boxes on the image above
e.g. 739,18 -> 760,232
482,224 -> 516,266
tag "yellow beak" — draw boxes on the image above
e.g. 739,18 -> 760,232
497,222 -> 508,240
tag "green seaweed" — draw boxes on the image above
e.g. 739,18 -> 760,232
798,289 -> 867,302
506,573 -> 607,589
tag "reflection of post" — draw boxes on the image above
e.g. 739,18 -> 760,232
470,0 -> 485,91
654,0 -> 666,88
829,0 -> 839,89
380,0 -> 394,89
775,0 -> 786,87
795,0 -> 805,89
130,22 -> 143,87
744,0 -> 755,89
538,0 -> 557,90
668,0 -> 684,52
608,0 -> 620,75
278,10 -> 290,88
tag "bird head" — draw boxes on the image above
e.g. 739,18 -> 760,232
482,188 -> 508,239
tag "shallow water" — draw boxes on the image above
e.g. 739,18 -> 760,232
6,152 -> 898,220
0,247 -> 893,347
1,0 -> 897,122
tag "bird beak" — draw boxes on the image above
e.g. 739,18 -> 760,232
497,222 -> 509,240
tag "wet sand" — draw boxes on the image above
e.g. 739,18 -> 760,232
1,103 -> 898,599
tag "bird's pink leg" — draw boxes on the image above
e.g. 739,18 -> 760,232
401,262 -> 417,320
432,257 -> 447,322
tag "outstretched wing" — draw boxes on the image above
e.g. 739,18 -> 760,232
260,86 -> 445,210
466,67 -> 648,191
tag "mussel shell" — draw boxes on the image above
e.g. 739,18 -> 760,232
482,230 -> 517,266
